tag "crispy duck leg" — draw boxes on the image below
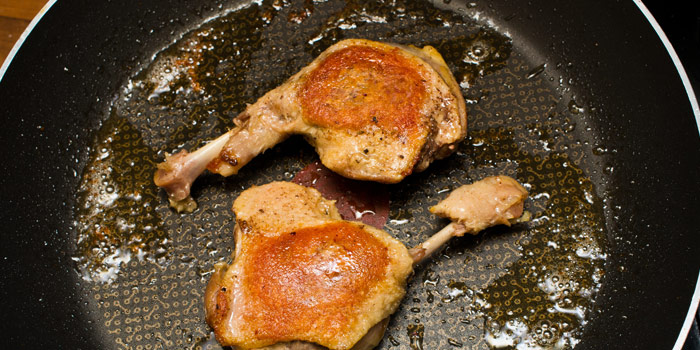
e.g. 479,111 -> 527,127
154,39 -> 467,211
204,176 -> 527,350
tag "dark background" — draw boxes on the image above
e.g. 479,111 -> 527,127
643,1 -> 700,349
645,0 -> 700,89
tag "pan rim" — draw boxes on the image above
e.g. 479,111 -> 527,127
0,0 -> 57,83
632,1 -> 700,349
1,0 -> 698,348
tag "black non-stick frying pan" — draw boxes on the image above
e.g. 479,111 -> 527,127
1,1 -> 699,349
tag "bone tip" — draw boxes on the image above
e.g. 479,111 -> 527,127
169,196 -> 198,213
512,210 -> 531,224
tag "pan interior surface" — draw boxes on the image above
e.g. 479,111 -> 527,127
71,1 -> 610,349
1,0 -> 698,350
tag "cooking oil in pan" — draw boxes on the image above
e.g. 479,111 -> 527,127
72,111 -> 170,283
71,0 -> 609,349
468,129 -> 606,350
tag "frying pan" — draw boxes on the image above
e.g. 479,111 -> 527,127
1,0 -> 699,349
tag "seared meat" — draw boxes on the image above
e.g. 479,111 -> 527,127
205,182 -> 413,349
430,175 -> 528,234
204,177 -> 527,349
409,176 -> 529,263
155,39 -> 466,210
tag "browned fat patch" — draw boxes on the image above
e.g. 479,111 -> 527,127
300,45 -> 429,141
241,221 -> 390,344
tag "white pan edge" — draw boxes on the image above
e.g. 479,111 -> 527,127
632,2 -> 700,350
0,0 -> 57,82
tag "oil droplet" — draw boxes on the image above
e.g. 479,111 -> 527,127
195,332 -> 219,350
448,338 -> 464,347
443,280 -> 472,302
407,323 -> 425,350
436,186 -> 452,194
388,335 -> 401,346
73,114 -> 167,283
426,290 -> 435,304
469,129 -> 607,349
422,268 -> 440,286
526,63 -> 546,79
390,208 -> 413,226
568,99 -> 584,114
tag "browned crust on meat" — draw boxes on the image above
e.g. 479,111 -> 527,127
240,221 -> 389,346
300,45 -> 430,143
205,264 -> 229,333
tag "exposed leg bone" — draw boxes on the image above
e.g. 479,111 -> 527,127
409,222 -> 463,264
153,131 -> 231,210
153,108 -> 291,213
206,112 -> 290,177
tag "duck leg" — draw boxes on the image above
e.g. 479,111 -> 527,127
409,176 -> 530,264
